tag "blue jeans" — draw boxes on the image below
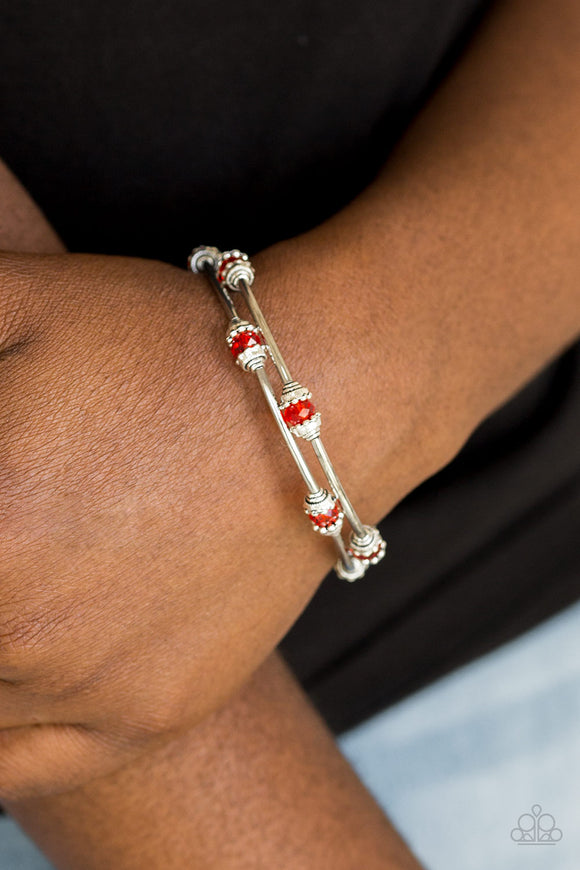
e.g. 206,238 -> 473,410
2,601 -> 580,869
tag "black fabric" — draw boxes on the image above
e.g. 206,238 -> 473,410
0,0 -> 578,746
1,0 -> 486,263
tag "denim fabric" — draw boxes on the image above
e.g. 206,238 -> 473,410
0,822 -> 53,870
340,600 -> 580,869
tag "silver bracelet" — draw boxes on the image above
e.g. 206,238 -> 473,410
188,246 -> 386,582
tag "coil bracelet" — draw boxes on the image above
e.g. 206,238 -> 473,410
188,246 -> 387,582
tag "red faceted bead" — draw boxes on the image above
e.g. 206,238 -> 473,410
309,502 -> 341,528
217,255 -> 240,284
281,398 -> 316,427
229,329 -> 263,358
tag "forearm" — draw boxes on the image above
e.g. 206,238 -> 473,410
221,0 -> 580,538
4,653 -> 421,870
0,170 -> 421,867
303,0 -> 580,433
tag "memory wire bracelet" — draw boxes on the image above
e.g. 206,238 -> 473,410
188,246 -> 387,582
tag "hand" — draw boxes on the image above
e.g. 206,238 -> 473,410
0,247 -> 459,803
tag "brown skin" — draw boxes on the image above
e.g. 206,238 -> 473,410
0,191 -> 458,799
0,165 -> 423,869
6,655 -> 423,870
0,0 -> 579,857
0,214 -> 453,802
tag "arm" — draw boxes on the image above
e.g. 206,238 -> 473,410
5,653 -> 422,869
0,0 -> 578,814
0,166 -> 422,869
314,0 -> 580,431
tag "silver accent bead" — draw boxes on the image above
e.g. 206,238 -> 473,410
303,487 -> 329,507
189,245 -> 221,273
226,320 -> 254,339
280,381 -> 311,404
335,557 -> 367,582
218,250 -> 255,291
289,412 -> 321,441
348,525 -> 387,565
236,345 -> 267,371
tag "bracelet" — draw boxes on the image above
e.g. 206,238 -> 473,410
188,246 -> 386,582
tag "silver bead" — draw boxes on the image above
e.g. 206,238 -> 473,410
237,346 -> 267,371
289,412 -> 321,441
335,557 -> 367,582
217,250 -> 255,291
280,381 -> 310,403
188,245 -> 221,273
348,525 -> 387,565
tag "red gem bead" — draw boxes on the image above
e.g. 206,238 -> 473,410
217,255 -> 240,284
309,503 -> 341,528
229,329 -> 263,358
281,398 -> 316,427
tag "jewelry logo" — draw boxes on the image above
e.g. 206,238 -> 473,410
510,804 -> 563,845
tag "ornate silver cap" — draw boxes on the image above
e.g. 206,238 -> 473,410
217,250 -> 255,291
188,245 -> 221,273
